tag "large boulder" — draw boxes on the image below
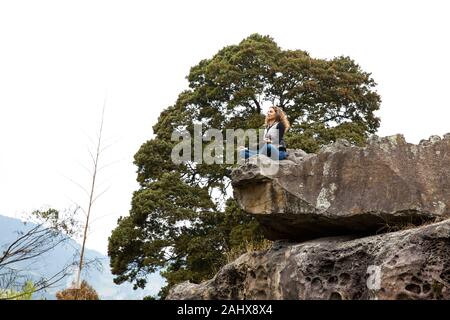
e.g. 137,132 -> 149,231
166,219 -> 450,300
231,134 -> 450,241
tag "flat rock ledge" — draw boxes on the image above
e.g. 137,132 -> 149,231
231,133 -> 450,241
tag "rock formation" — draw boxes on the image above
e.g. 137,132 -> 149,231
167,219 -> 450,300
232,134 -> 450,241
167,133 -> 450,300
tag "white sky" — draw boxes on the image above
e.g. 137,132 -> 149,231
1,0 -> 450,255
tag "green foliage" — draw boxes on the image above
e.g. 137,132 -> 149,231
29,207 -> 79,237
108,33 -> 381,298
0,281 -> 36,300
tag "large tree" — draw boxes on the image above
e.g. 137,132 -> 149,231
108,33 -> 381,298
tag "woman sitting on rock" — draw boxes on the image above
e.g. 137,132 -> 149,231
239,106 -> 290,161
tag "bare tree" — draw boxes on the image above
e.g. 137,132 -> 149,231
70,96 -> 115,298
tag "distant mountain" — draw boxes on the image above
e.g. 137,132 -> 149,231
0,215 -> 165,299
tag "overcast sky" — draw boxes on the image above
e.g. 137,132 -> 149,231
1,0 -> 449,257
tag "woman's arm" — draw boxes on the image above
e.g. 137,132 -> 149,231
277,122 -> 286,141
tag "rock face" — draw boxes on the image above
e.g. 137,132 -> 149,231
232,134 -> 450,241
166,133 -> 450,300
167,219 -> 450,300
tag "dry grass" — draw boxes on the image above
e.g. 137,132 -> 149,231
225,239 -> 273,264
377,216 -> 444,234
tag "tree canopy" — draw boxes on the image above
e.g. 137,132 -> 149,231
108,33 -> 381,298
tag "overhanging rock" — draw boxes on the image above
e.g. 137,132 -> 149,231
231,134 -> 450,241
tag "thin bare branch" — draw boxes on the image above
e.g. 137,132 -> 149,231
91,185 -> 112,205
99,138 -> 119,154
61,196 -> 87,218
89,211 -> 118,225
75,159 -> 93,176
97,158 -> 123,173
87,146 -> 96,167
59,173 -> 91,198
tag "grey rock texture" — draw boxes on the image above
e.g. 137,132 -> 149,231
166,133 -> 450,300
232,134 -> 450,241
167,219 -> 450,300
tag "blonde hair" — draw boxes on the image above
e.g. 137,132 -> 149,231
265,106 -> 290,132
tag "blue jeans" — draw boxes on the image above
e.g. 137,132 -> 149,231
239,144 -> 287,161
